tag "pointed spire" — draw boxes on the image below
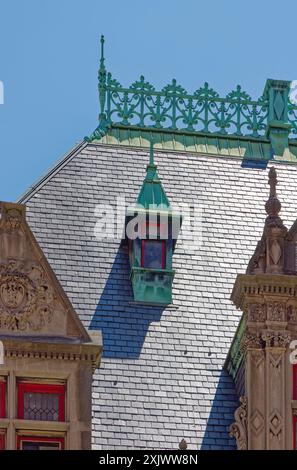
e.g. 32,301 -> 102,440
135,143 -> 171,210
246,166 -> 287,275
265,166 -> 281,218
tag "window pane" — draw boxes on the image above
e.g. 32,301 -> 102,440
19,438 -> 63,450
23,392 -> 59,421
142,241 -> 165,269
18,383 -> 65,422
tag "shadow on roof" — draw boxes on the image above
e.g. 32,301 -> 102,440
241,159 -> 269,170
201,368 -> 238,450
89,245 -> 165,358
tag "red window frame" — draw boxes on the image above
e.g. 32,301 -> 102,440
17,435 -> 64,450
141,239 -> 166,269
139,221 -> 168,239
0,380 -> 6,418
293,365 -> 297,400
0,432 -> 5,450
17,382 -> 65,422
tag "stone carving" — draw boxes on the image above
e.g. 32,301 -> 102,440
268,351 -> 283,369
269,410 -> 283,448
1,208 -> 22,231
265,167 -> 284,229
240,332 -> 263,353
270,240 -> 282,266
229,396 -> 248,450
261,330 -> 290,348
248,303 -> 266,322
0,260 -> 55,331
250,350 -> 264,369
250,409 -> 264,437
0,280 -> 25,309
266,302 -> 285,322
246,238 -> 266,274
287,306 -> 297,323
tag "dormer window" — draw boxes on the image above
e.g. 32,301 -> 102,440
124,144 -> 181,305
141,240 -> 166,269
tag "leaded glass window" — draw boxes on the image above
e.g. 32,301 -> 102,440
18,382 -> 65,422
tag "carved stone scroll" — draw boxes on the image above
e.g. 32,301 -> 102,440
229,396 -> 248,450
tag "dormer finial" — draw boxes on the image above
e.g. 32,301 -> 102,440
149,140 -> 154,166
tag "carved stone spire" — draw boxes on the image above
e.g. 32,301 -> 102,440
247,166 -> 287,274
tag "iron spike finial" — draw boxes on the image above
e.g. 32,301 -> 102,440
100,35 -> 105,68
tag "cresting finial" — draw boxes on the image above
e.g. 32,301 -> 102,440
100,35 -> 105,68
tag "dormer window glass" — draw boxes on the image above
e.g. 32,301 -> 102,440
141,240 -> 166,269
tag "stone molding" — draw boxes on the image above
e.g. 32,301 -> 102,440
0,334 -> 102,372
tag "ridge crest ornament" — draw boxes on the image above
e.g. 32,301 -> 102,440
0,260 -> 54,331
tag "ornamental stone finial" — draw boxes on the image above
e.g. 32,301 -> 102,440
246,166 -> 287,275
265,166 -> 281,217
268,166 -> 277,197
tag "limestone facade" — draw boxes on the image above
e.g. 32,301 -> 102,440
0,201 -> 102,450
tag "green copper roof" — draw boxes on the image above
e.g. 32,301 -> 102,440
85,36 -> 297,161
135,143 -> 171,211
225,314 -> 245,380
90,125 -> 297,164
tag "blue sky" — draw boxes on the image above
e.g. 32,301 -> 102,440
0,0 -> 297,201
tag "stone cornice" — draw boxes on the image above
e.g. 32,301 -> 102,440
231,274 -> 297,310
0,333 -> 102,372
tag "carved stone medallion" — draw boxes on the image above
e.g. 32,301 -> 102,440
0,279 -> 25,309
0,260 -> 54,331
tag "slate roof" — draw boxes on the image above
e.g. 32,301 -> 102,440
18,139 -> 297,449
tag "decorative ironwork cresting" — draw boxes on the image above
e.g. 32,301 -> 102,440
87,37 -> 297,147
